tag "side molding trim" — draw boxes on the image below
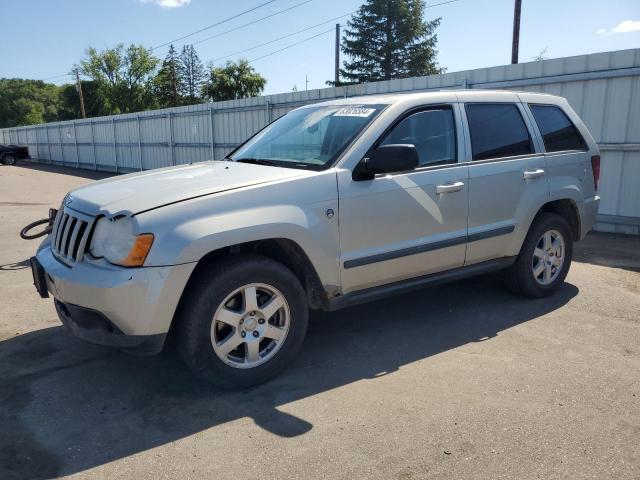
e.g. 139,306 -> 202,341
344,224 -> 516,269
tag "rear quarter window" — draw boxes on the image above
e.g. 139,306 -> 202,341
465,103 -> 533,161
529,104 -> 586,152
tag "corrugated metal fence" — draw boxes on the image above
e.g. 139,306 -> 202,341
2,48 -> 639,233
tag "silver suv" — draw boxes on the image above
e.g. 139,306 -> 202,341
31,91 -> 601,387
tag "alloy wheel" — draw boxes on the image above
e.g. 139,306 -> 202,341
210,283 -> 290,369
532,229 -> 565,285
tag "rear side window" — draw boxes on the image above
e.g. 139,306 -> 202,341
380,108 -> 456,166
465,103 -> 532,161
529,104 -> 586,152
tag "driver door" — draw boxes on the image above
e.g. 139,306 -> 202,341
337,104 -> 469,294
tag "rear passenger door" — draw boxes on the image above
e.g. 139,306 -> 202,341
525,102 -> 591,200
460,99 -> 549,265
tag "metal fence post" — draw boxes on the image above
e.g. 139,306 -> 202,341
137,115 -> 143,171
58,125 -> 66,165
168,113 -> 175,166
45,127 -> 52,163
265,100 -> 272,123
90,120 -> 97,170
33,128 -> 39,162
209,106 -> 215,160
112,118 -> 118,173
73,121 -> 80,168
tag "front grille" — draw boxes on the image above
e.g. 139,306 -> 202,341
51,207 -> 95,264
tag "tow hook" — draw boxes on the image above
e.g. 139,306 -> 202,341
20,208 -> 58,240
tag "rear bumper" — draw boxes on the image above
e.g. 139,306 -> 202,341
581,195 -> 600,239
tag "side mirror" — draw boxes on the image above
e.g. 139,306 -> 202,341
353,144 -> 419,181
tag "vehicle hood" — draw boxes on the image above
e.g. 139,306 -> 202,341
66,161 -> 312,216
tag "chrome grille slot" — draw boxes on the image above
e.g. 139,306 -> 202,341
51,207 -> 95,264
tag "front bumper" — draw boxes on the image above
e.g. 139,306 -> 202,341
55,299 -> 166,354
35,238 -> 196,352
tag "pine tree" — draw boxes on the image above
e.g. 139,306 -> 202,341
180,45 -> 205,105
341,0 -> 443,83
154,44 -> 184,108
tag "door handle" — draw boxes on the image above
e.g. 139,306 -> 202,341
523,169 -> 545,180
435,181 -> 464,194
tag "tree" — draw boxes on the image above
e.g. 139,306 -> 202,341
340,0 -> 443,83
180,45 -> 205,105
533,47 -> 549,62
0,78 -> 61,128
77,43 -> 159,114
154,44 -> 184,108
58,80 -> 111,120
202,59 -> 266,102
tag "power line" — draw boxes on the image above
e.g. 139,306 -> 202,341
40,73 -> 73,81
152,0 -> 278,50
248,27 -> 335,63
190,0 -> 315,48
425,0 -> 461,8
212,12 -> 355,63
37,0 -> 462,82
244,1 -> 463,67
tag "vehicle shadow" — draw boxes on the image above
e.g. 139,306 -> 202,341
0,260 -> 30,271
573,231 -> 640,273
0,274 -> 578,479
11,162 -> 114,181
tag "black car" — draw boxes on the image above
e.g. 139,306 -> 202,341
0,144 -> 30,165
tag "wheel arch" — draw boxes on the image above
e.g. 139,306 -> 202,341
177,238 -> 329,314
536,198 -> 581,241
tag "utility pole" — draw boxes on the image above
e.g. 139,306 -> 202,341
335,23 -> 340,86
305,74 -> 309,91
511,0 -> 522,64
75,69 -> 86,119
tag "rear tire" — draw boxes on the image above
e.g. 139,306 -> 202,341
1,154 -> 17,165
176,254 -> 308,388
505,212 -> 573,298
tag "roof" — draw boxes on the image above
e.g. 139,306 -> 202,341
305,89 -> 564,108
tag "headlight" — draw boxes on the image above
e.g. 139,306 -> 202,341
89,216 -> 154,267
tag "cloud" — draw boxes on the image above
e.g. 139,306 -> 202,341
596,19 -> 640,35
612,20 -> 640,33
139,0 -> 191,9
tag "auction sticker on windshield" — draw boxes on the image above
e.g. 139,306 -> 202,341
334,106 -> 376,117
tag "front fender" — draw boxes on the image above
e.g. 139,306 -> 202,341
136,175 -> 341,289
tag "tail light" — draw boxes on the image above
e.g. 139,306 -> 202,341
590,155 -> 600,191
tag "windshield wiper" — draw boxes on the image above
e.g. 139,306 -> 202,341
235,158 -> 281,167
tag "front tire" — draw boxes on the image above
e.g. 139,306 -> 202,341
176,254 -> 309,388
505,212 -> 573,298
1,154 -> 17,165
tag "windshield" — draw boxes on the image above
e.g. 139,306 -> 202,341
230,104 -> 386,170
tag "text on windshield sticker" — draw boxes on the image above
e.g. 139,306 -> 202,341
334,107 -> 376,117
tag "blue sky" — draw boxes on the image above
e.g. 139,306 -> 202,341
2,0 -> 639,94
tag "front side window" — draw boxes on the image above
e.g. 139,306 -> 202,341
530,104 -> 586,152
465,103 -> 533,161
380,108 -> 457,167
231,104 -> 386,170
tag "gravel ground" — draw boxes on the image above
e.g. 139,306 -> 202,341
1,162 -> 638,480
